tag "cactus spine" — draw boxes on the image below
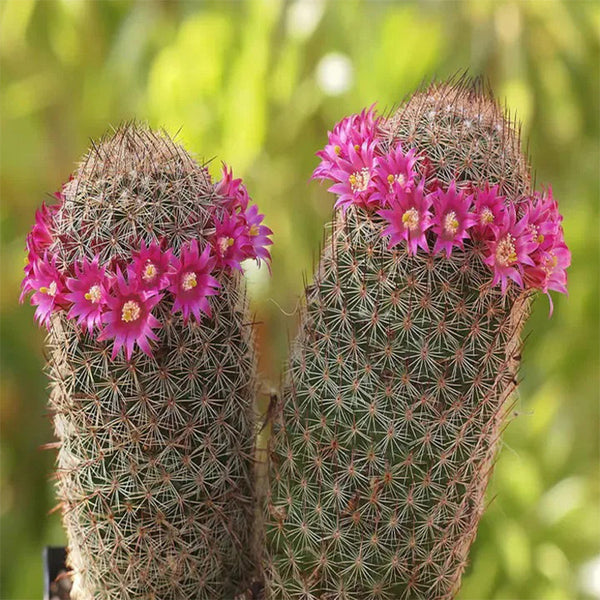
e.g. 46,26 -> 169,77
265,80 -> 568,599
23,125 -> 272,599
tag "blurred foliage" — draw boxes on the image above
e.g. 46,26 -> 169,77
1,1 -> 598,598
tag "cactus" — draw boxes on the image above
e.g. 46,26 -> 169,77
21,124 -> 272,600
265,79 -> 570,599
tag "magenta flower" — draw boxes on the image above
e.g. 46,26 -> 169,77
313,105 -> 380,182
168,240 -> 220,322
26,253 -> 68,329
473,185 -> 506,238
98,270 -> 162,360
21,202 -> 59,301
378,180 -> 432,255
523,187 -> 562,252
371,144 -> 418,207
327,141 -> 379,211
483,205 -> 538,295
215,163 -> 250,212
431,181 -> 477,256
520,186 -> 570,312
29,202 -> 56,251
525,241 -> 570,295
240,204 -> 273,265
129,240 -> 173,292
211,212 -> 248,271
65,257 -> 112,332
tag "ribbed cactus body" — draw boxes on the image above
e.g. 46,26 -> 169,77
43,126 -> 259,599
265,83 -> 535,599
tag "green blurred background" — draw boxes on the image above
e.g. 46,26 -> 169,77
1,1 -> 598,598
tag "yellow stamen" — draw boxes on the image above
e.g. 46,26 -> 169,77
480,207 -> 494,225
349,168 -> 370,193
84,285 -> 102,303
496,234 -> 517,267
387,172 -> 405,191
121,300 -> 141,323
402,208 -> 420,231
249,224 -> 259,236
182,272 -> 198,291
218,236 -> 235,256
443,211 -> 459,235
545,253 -> 558,272
334,145 -> 341,155
529,224 -> 545,246
143,261 -> 157,281
40,281 -> 57,297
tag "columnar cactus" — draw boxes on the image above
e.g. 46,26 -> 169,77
20,125 -> 272,600
265,80 -> 570,598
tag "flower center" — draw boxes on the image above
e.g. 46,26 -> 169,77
496,234 -> 517,267
249,224 -> 259,236
84,285 -> 102,303
402,208 -> 420,231
529,224 -> 544,245
387,173 -> 405,191
334,145 -> 341,155
443,211 -> 459,235
143,261 -> 157,281
349,168 -> 370,193
182,272 -> 198,291
480,207 -> 494,225
218,236 -> 235,255
544,252 -> 558,274
121,300 -> 141,323
40,281 -> 57,296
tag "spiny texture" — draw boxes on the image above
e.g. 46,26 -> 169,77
38,125 -> 262,599
385,80 -> 530,200
265,80 -> 551,599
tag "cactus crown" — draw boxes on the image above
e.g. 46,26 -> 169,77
21,123 -> 272,358
265,79 -> 569,599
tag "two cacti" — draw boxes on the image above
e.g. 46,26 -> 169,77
21,81 -> 569,599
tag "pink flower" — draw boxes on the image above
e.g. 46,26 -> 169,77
327,141 -> 379,211
65,257 -> 112,332
26,253 -> 68,329
525,242 -> 570,293
129,240 -> 173,292
431,181 -> 477,256
371,144 -> 418,207
21,202 -> 59,301
523,187 -> 562,252
520,186 -> 570,312
211,212 -> 248,271
483,205 -> 538,295
98,270 -> 162,360
168,240 -> 220,322
29,202 -> 56,251
240,204 -> 273,265
473,185 -> 506,238
378,180 -> 432,255
215,163 -> 250,212
313,105 -> 380,182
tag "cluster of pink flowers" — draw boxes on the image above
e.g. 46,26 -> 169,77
313,106 -> 570,312
20,165 -> 272,359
